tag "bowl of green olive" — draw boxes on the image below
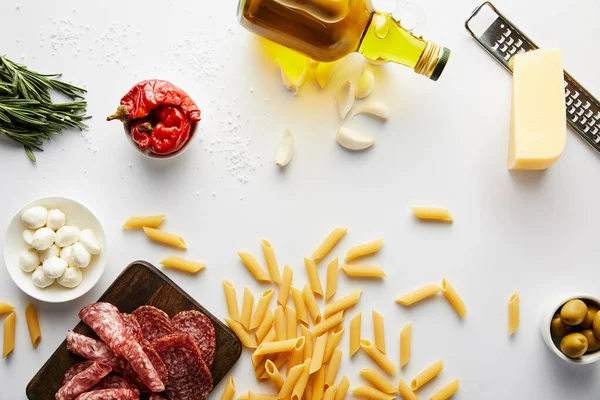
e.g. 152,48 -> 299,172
541,294 -> 600,364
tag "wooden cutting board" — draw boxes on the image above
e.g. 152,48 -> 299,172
26,260 -> 242,400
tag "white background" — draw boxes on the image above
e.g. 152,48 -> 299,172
1,0 -> 600,398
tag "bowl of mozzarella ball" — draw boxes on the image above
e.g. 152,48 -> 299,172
3,197 -> 107,303
541,294 -> 600,364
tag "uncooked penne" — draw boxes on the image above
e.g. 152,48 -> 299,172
345,239 -> 384,261
306,377 -> 314,400
301,324 -> 313,360
265,360 -> 285,390
335,375 -> 350,400
286,307 -> 298,339
225,318 -> 257,348
312,366 -> 326,400
122,214 -> 166,229
221,377 -> 236,400
262,239 -> 282,283
395,284 -> 442,306
411,360 -> 444,391
279,363 -> 305,399
0,303 -> 14,314
143,227 -> 186,249
291,358 -> 312,400
323,326 -> 344,363
352,386 -> 396,400
359,369 -> 397,394
430,379 -> 460,400
360,339 -> 397,375
311,228 -> 347,260
223,279 -> 240,321
238,252 -> 272,282
305,258 -> 324,297
278,265 -> 293,308
255,337 -> 302,356
400,322 -> 412,368
324,384 -> 337,400
241,287 -> 255,330
441,278 -> 466,318
251,289 -> 274,330
397,379 -> 417,400
25,303 -> 41,348
160,256 -> 205,273
249,392 -> 279,400
325,348 -> 342,388
310,332 -> 328,373
303,284 -> 322,324
274,305 -> 287,341
372,309 -> 385,354
288,336 -> 306,371
350,312 -> 361,357
239,392 -> 250,400
2,312 -> 16,358
325,257 -> 339,301
341,265 -> 386,278
291,287 -> 309,325
508,292 -> 519,335
411,207 -> 453,223
324,290 -> 362,318
311,311 -> 344,338
256,310 -> 275,343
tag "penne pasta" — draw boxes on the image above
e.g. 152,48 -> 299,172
0,303 -> 14,314
305,375 -> 314,400
288,336 -> 306,371
303,284 -> 322,324
25,303 -> 41,348
251,289 -> 274,330
324,384 -> 337,400
221,377 -> 236,400
256,310 -> 275,343
411,207 -> 453,223
441,278 -> 466,318
324,290 -> 362,319
312,366 -> 326,400
397,379 -> 417,400
223,279 -> 240,321
310,332 -> 329,373
351,386 -> 396,400
238,252 -> 272,282
335,376 -> 350,400
160,256 -> 205,273
395,284 -> 442,306
143,227 -> 186,249
411,360 -> 444,391
291,358 -> 312,400
262,239 -> 282,283
301,324 -> 313,360
359,369 -> 397,394
2,312 -> 16,358
325,257 -> 339,301
279,363 -> 305,399
278,266 -> 294,308
399,322 -> 412,368
341,265 -> 386,278
271,353 -> 291,375
265,360 -> 285,390
274,305 -> 287,341
372,309 -> 386,354
249,392 -> 279,400
287,307 -> 298,339
291,287 -> 309,325
323,326 -> 344,363
508,292 -> 520,335
311,228 -> 347,260
345,238 -> 384,261
255,337 -> 302,356
241,287 -> 255,330
349,312 -> 361,357
305,258 -> 324,297
239,392 -> 250,400
260,329 -> 277,347
122,214 -> 166,229
360,339 -> 397,375
311,311 -> 344,338
225,318 -> 257,348
252,350 -> 265,369
325,348 -> 342,388
430,379 -> 460,400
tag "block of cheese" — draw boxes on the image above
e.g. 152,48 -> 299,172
508,49 -> 566,170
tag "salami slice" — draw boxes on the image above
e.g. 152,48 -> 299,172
142,342 -> 169,384
67,331 -> 119,367
120,338 -> 165,392
56,362 -> 112,400
91,375 -> 136,393
62,361 -> 94,386
154,334 -> 213,400
122,313 -> 143,342
172,310 -> 216,368
74,388 -> 138,400
132,306 -> 174,343
79,303 -> 128,355
149,395 -> 166,400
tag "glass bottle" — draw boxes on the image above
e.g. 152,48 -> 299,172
238,0 -> 450,81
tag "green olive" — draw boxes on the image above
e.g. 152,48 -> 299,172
560,299 -> 588,326
581,330 -> 600,353
551,313 -> 573,337
580,304 -> 600,329
560,332 -> 588,358
593,311 -> 600,339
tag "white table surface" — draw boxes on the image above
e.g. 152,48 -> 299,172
2,0 -> 600,398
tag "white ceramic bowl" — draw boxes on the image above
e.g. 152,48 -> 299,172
3,197 -> 107,303
122,121 -> 198,160
540,293 -> 600,365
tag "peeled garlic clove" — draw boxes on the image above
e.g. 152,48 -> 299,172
275,129 -> 295,167
276,57 -> 309,96
336,81 -> 355,119
336,127 -> 375,150
327,53 -> 367,90
355,65 -> 375,99
353,101 -> 390,120
316,61 -> 338,88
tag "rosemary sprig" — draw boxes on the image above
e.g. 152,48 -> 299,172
0,55 -> 90,161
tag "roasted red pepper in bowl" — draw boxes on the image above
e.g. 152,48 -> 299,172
107,80 -> 201,156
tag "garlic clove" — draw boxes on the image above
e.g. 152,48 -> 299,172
336,81 -> 355,119
316,61 -> 338,88
355,65 -> 375,99
336,127 -> 375,150
275,129 -> 295,167
327,53 -> 367,89
276,57 -> 309,96
353,101 -> 390,120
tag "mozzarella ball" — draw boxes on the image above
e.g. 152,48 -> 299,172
55,226 -> 80,247
46,209 -> 66,230
60,246 -> 76,268
21,206 -> 48,229
23,229 -> 35,247
19,248 -> 40,273
32,227 -> 56,251
32,266 -> 54,288
39,244 -> 60,263
71,242 -> 91,268
79,229 -> 101,255
57,267 -> 82,288
42,256 -> 68,279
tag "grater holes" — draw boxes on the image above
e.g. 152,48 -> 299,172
577,108 -> 585,117
567,98 -> 573,106
515,39 -> 523,47
492,42 -> 499,50
569,106 -> 576,114
584,125 -> 590,133
498,35 -> 505,44
572,91 -> 580,100
594,135 -> 600,144
509,46 -> 517,54
504,28 -> 512,37
590,118 -> 597,126
595,112 -> 600,120
593,127 -> 599,135
503,53 -> 511,61
501,44 -> 508,52
581,117 -> 587,124
586,110 -> 593,118
575,99 -> 582,108
565,89 -> 571,98
584,101 -> 591,110
506,37 -> 514,46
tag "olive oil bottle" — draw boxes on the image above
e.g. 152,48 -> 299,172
238,0 -> 450,80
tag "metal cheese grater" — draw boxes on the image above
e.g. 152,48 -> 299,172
465,2 -> 600,153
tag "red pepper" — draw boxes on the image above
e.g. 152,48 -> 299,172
145,106 -> 191,155
130,120 -> 151,150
